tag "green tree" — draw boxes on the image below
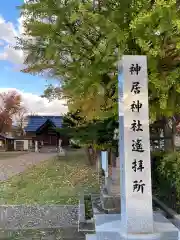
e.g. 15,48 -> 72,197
16,0 -> 127,119
17,0 -> 180,149
58,110 -> 118,164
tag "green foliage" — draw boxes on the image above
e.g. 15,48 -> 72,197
41,84 -> 62,101
16,0 -> 180,121
62,110 -> 86,128
58,111 -> 118,150
153,151 -> 180,212
84,195 -> 93,220
158,152 -> 180,192
56,110 -> 85,138
131,0 -> 180,120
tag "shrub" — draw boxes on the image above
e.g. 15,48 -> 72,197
158,152 -> 180,195
84,195 -> 93,220
101,168 -> 105,177
71,144 -> 81,149
69,139 -> 81,148
151,151 -> 165,187
153,151 -> 180,212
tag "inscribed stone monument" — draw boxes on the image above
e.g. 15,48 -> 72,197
85,55 -> 179,240
119,55 -> 154,234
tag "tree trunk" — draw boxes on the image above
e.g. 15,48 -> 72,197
163,117 -> 176,152
108,148 -> 113,177
92,145 -> 98,165
163,117 -> 172,152
86,146 -> 94,165
171,117 -> 176,152
110,148 -> 113,165
86,144 -> 98,165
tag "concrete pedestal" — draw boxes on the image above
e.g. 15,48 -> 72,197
86,212 -> 179,240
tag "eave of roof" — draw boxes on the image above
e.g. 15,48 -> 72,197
0,134 -> 15,139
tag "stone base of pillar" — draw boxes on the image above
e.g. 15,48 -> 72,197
92,212 -> 179,240
120,232 -> 161,240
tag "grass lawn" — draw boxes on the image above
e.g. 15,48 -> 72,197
0,151 -> 27,160
0,149 -> 100,205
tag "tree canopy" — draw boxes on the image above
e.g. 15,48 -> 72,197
58,110 -> 118,151
16,0 -> 180,122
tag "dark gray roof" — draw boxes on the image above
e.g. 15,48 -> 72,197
24,115 -> 63,132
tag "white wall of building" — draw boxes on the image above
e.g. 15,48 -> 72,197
14,140 -> 29,151
24,140 -> 29,150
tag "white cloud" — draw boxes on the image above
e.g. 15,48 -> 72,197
0,15 -> 68,116
2,45 -> 24,64
0,16 -> 17,44
0,15 -> 24,65
0,40 -> 5,46
0,88 -> 68,116
0,8 -> 68,116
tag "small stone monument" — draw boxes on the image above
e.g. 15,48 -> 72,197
58,139 -> 65,156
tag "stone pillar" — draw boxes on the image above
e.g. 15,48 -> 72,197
119,55 -> 153,235
89,55 -> 179,240
14,141 -> 16,151
79,195 -> 85,222
58,139 -> 65,156
101,151 -> 108,186
59,139 -> 62,148
35,141 -> 39,153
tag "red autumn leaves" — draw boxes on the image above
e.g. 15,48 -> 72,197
0,91 -> 24,133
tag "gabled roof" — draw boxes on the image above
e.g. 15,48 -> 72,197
24,115 -> 63,132
36,119 -> 56,133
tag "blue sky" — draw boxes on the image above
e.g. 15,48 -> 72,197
0,0 -> 67,115
1,0 -> 20,22
0,0 -> 52,94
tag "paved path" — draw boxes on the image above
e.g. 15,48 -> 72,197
0,152 -> 57,181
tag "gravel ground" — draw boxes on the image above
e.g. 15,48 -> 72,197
0,205 -> 79,230
0,152 -> 56,181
